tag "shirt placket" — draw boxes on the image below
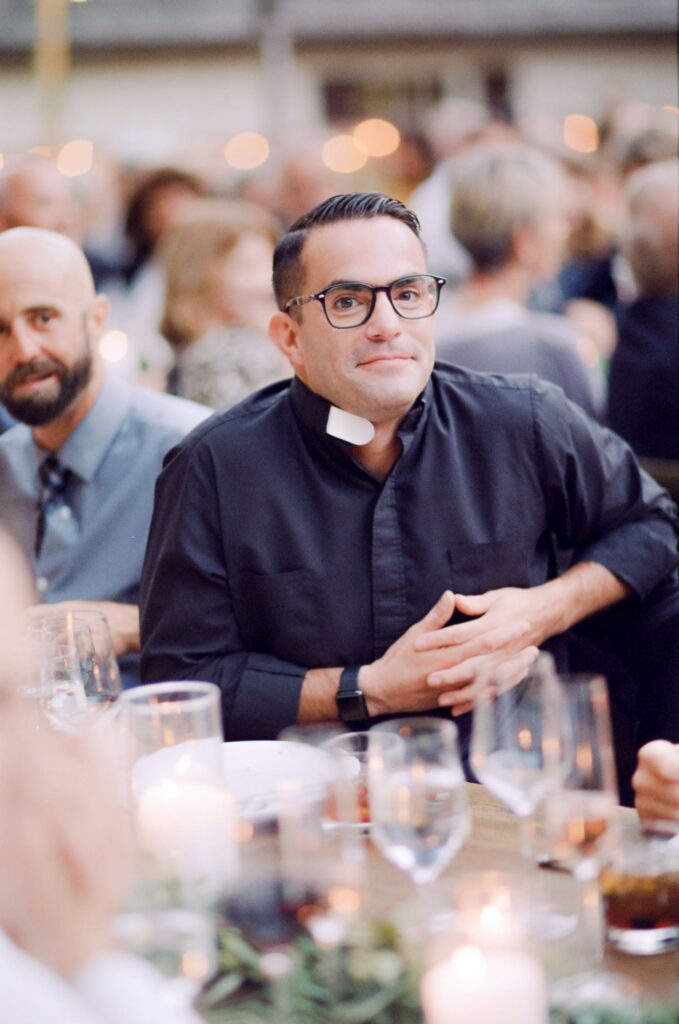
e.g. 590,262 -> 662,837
370,470 -> 409,658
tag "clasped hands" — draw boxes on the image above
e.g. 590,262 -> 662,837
361,587 -> 548,718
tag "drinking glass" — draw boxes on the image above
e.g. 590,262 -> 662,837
368,717 -> 470,886
120,681 -> 237,901
470,653 -> 570,859
542,674 -> 621,970
32,610 -> 122,730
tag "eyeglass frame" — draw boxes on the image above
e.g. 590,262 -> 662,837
283,274 -> 447,329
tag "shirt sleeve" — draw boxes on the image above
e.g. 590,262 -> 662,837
140,438 -> 306,740
0,930 -> 100,1024
73,953 -> 205,1024
532,380 -> 679,597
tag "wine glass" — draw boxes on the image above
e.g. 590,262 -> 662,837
368,717 -> 470,886
470,653 -> 570,860
542,674 -> 620,878
32,610 -> 122,730
541,673 -> 621,964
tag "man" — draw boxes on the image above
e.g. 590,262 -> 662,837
436,143 -> 604,419
140,192 -> 678,764
0,228 -> 208,686
609,159 -> 679,462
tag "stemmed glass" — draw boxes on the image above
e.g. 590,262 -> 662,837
470,653 -> 569,861
31,610 -> 122,730
368,717 -> 470,886
542,673 -> 621,961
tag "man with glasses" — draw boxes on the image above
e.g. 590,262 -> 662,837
140,193 -> 678,769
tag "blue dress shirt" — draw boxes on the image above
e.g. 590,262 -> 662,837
0,372 -> 209,686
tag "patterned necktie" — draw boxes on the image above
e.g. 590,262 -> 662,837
35,454 -> 70,557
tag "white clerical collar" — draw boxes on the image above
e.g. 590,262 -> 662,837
326,405 -> 375,446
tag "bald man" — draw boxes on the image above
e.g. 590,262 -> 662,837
0,228 -> 208,686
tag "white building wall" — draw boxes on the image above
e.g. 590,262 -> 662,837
0,38 -> 675,164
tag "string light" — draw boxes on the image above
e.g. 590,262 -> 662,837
321,135 -> 367,174
354,118 -> 400,158
57,139 -> 94,176
563,115 -> 599,154
99,330 -> 128,364
224,132 -> 270,170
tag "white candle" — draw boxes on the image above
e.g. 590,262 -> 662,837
136,777 -> 237,890
421,944 -> 548,1024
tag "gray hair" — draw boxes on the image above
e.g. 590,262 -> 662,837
449,144 -> 564,272
621,158 -> 679,296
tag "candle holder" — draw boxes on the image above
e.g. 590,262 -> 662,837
120,681 -> 237,901
419,871 -> 549,1024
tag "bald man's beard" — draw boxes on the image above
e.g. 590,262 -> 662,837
0,337 -> 93,427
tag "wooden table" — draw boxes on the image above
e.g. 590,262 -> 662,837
359,783 -> 679,1009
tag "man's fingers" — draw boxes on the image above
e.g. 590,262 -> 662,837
418,618 -> 530,655
636,794 -> 679,826
425,622 -> 531,681
412,590 -> 456,636
455,592 -> 495,616
637,741 -> 679,782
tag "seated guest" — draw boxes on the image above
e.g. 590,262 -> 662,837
633,740 -> 679,830
0,531 -> 204,1024
140,193 -> 679,784
0,156 -> 120,289
608,159 -> 679,461
437,144 -> 604,419
0,228 -> 208,686
161,200 -> 288,410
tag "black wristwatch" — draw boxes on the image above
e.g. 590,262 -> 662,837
336,665 -> 370,730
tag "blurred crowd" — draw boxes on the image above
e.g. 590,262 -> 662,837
0,94 -> 677,466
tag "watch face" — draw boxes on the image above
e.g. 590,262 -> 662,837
338,691 -> 368,725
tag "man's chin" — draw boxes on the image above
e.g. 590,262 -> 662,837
1,395 -> 68,427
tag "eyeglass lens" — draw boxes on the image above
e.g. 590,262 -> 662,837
323,275 -> 440,327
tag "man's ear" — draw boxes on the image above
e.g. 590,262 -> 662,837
87,294 -> 110,341
511,223 -> 539,271
269,311 -> 305,374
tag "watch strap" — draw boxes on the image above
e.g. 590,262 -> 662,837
336,665 -> 370,730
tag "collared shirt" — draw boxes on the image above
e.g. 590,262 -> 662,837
140,364 -> 679,740
0,372 -> 209,686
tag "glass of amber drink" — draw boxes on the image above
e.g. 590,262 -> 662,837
601,830 -> 679,955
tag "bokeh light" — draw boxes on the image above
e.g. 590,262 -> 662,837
224,132 -> 270,170
99,330 -> 129,364
57,139 -> 94,176
563,115 -> 599,154
321,135 -> 368,174
28,146 -> 53,157
354,118 -> 400,158
0,154 -> 4,171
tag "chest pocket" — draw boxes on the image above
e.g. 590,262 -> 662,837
448,539 -> 531,594
232,568 -> 319,664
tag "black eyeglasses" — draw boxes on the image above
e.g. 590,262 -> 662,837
284,274 -> 446,329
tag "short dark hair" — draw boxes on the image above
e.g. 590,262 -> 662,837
272,192 -> 422,311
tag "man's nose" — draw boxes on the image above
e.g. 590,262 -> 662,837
365,290 -> 401,339
8,322 -> 42,361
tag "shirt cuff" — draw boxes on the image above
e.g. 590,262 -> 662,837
226,652 -> 306,740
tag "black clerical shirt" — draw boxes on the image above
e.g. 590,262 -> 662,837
140,364 -> 679,741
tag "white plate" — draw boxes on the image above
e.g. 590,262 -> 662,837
221,740 -> 335,821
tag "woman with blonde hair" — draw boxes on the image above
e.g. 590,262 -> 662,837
161,199 -> 288,410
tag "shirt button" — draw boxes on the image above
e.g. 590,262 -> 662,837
36,576 -> 48,594
60,506 -> 71,519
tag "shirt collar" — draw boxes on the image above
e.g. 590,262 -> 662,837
36,372 -> 132,482
289,375 -> 429,449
